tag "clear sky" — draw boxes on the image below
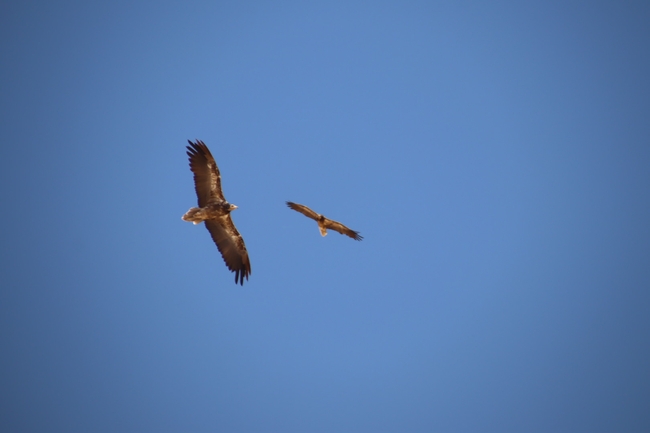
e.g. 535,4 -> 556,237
1,1 -> 649,432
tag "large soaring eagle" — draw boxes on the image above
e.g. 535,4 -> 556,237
182,140 -> 251,285
286,201 -> 363,241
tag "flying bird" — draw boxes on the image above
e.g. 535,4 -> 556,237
182,140 -> 251,285
286,201 -> 363,241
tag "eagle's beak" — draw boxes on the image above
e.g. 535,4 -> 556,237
231,205 -> 238,210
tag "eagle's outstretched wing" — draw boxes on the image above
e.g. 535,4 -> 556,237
286,201 -> 320,220
187,140 -> 224,206
205,218 -> 251,285
322,219 -> 363,241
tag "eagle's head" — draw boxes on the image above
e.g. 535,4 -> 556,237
228,203 -> 238,212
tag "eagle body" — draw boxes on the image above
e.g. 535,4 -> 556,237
286,201 -> 363,241
182,202 -> 237,225
317,216 -> 329,237
182,140 -> 251,285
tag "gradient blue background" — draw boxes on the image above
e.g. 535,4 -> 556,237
1,1 -> 649,432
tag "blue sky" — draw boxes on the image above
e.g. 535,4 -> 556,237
1,1 -> 649,432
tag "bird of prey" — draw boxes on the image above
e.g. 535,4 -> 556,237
182,140 -> 251,285
286,201 -> 363,241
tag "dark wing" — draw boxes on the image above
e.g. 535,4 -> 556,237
286,201 -> 320,221
204,217 -> 251,285
187,140 -> 224,207
322,218 -> 363,241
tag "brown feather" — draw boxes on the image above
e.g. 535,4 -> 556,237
322,219 -> 363,241
205,219 -> 251,285
286,201 -> 320,220
186,140 -> 224,207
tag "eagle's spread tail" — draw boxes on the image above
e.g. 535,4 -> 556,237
182,207 -> 205,224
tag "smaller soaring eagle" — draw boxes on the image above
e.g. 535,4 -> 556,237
182,140 -> 251,285
286,201 -> 363,241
